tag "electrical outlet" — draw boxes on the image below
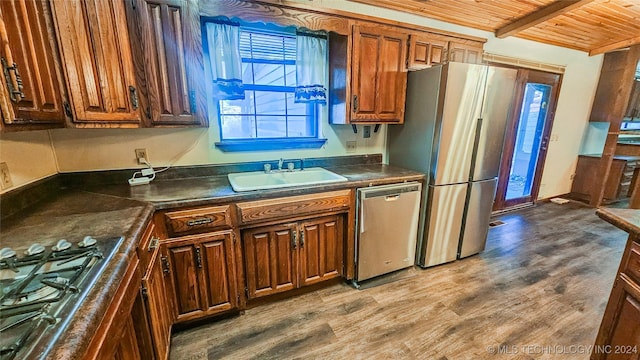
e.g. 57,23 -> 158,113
135,148 -> 148,164
346,141 -> 357,153
363,125 -> 371,138
0,162 -> 13,189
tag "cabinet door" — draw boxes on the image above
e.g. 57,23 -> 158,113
626,80 -> 640,120
0,0 -> 66,129
129,0 -> 203,126
351,25 -> 407,123
112,316 -> 142,360
407,34 -> 448,70
448,39 -> 484,64
142,247 -> 172,360
243,224 -> 297,299
50,0 -> 141,126
163,240 -> 202,321
299,215 -> 344,287
593,274 -> 640,360
199,231 -> 238,314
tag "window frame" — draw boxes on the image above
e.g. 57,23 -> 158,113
208,23 -> 327,152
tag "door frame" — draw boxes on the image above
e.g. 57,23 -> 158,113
493,68 -> 562,211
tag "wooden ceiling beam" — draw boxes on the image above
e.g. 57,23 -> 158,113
495,0 -> 596,39
590,36 -> 640,56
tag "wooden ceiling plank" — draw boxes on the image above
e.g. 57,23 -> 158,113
495,0 -> 597,38
590,36 -> 640,56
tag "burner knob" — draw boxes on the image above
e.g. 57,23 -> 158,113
78,236 -> 97,248
0,247 -> 16,260
25,243 -> 45,256
52,239 -> 72,252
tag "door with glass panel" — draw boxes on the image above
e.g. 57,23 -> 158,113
493,69 -> 561,211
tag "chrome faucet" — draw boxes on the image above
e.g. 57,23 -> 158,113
278,158 -> 284,171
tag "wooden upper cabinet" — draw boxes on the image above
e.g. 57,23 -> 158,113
0,0 -> 67,131
127,0 -> 204,126
50,0 -> 141,126
351,25 -> 408,124
448,39 -> 484,64
407,34 -> 448,70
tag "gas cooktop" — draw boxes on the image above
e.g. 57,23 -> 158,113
0,236 -> 123,360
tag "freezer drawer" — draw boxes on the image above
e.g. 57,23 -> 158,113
356,182 -> 422,282
420,183 -> 467,267
459,178 -> 498,258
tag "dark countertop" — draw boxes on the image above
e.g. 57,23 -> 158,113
596,207 -> 640,235
89,164 -> 425,210
0,191 -> 154,360
580,154 -> 640,162
0,161 -> 424,358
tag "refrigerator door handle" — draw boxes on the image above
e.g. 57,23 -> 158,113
360,201 -> 365,233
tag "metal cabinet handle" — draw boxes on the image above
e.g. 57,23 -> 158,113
300,230 -> 305,247
129,85 -> 139,110
352,95 -> 359,112
195,247 -> 202,268
187,217 -> 213,227
2,58 -> 24,102
161,256 -> 171,275
291,229 -> 297,249
148,237 -> 159,252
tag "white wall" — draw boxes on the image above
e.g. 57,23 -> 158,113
0,130 -> 58,193
1,0 -> 604,199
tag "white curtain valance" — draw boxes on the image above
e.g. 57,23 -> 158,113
295,30 -> 327,104
205,20 -> 245,100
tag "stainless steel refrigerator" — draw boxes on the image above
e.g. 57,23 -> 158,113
388,62 -> 517,267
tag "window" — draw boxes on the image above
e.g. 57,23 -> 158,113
214,27 -> 326,151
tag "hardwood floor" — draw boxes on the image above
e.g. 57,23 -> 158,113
170,201 -> 627,360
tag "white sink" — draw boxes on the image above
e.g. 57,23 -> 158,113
228,167 -> 348,192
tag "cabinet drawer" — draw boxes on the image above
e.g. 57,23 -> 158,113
164,205 -> 233,236
625,242 -> 640,285
237,190 -> 351,225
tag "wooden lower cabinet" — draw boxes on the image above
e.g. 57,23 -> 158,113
162,230 -> 240,323
243,215 -> 344,300
243,223 -> 297,299
86,258 -> 150,360
141,243 -> 172,360
299,216 -> 344,287
593,239 -> 640,359
571,155 -> 640,202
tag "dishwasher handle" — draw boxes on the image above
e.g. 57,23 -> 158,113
358,182 -> 421,234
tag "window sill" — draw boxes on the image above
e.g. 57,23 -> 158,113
215,138 -> 327,152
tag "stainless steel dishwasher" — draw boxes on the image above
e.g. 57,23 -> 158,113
355,182 -> 422,282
